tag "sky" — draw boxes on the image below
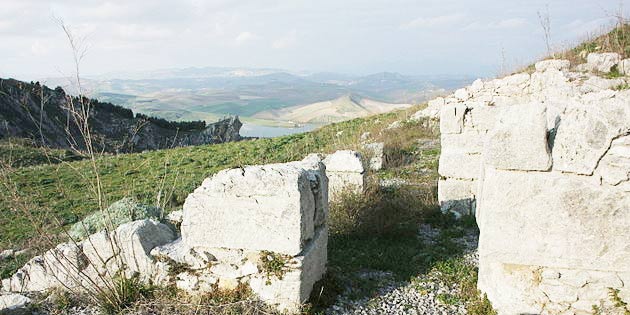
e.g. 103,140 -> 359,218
0,0 -> 625,80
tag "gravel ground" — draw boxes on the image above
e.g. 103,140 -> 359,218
326,224 -> 479,315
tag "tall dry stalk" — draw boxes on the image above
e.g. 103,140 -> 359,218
537,5 -> 553,58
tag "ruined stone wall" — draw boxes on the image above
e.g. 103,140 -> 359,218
2,158 -> 330,314
429,54 -> 630,314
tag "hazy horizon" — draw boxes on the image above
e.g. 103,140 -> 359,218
0,0 -> 625,81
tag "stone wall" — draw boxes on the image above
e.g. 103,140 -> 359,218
424,54 -> 630,314
433,53 -> 629,217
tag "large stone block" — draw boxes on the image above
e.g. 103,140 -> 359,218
438,149 -> 482,180
250,226 -> 327,313
485,103 -> 552,171
181,161 -> 326,256
438,179 -> 476,216
477,168 -> 630,272
595,135 -> 630,188
440,103 -> 467,134
552,99 -> 630,175
322,150 -> 365,198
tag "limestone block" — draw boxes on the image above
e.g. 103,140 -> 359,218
580,76 -> 626,93
462,105 -> 498,133
485,103 -> 552,171
586,52 -> 621,73
438,149 -> 482,180
82,219 -> 175,282
535,59 -> 570,72
477,168 -> 630,272
323,151 -> 365,197
250,226 -> 327,313
441,132 -> 485,155
454,88 -> 470,101
440,103 -> 467,134
0,293 -> 31,315
619,58 -> 630,75
552,99 -> 630,175
438,179 -> 476,216
362,142 -> 385,171
595,135 -> 630,187
5,243 -> 86,292
181,162 -> 324,256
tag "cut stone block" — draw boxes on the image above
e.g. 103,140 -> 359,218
181,161 -> 325,256
250,226 -> 327,313
440,103 -> 467,134
485,103 -> 552,171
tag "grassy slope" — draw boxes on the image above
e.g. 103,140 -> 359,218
0,106 -> 421,249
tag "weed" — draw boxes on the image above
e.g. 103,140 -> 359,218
93,272 -> 154,315
259,250 -> 293,284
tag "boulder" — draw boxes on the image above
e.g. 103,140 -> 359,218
0,294 -> 30,315
586,52 -> 621,73
535,59 -> 570,72
81,219 -> 175,282
437,179 -> 476,216
4,242 -> 85,292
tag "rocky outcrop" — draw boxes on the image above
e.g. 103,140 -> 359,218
0,78 -> 241,153
419,55 -> 630,314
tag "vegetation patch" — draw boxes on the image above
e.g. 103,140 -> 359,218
68,197 -> 162,240
259,250 -> 294,284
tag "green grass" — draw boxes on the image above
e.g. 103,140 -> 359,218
0,138 -> 84,168
0,106 -> 422,251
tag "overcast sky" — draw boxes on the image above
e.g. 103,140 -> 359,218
0,0 -> 624,80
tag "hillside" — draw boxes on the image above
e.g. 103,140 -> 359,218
253,94 -> 412,124
41,68 -> 468,127
0,78 -> 242,153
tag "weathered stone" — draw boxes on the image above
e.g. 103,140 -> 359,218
440,103 -> 467,134
485,103 -> 552,171
250,226 -> 327,313
552,99 -> 630,175
5,242 -> 85,292
595,135 -> 630,188
437,179 -> 476,216
362,142 -> 385,171
323,151 -> 365,198
438,149 -> 482,180
454,88 -> 470,101
586,52 -> 621,73
619,58 -> 630,75
181,162 -> 324,256
477,168 -> 630,272
0,294 -> 31,315
166,210 -> 183,224
535,59 -> 570,72
580,76 -> 626,93
82,219 -> 175,282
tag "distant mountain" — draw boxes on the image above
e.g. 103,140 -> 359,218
40,67 -> 473,128
0,78 -> 242,153
254,94 -> 412,124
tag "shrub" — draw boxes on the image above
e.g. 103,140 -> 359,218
68,197 -> 162,240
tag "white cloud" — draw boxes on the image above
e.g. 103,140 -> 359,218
400,13 -> 466,29
234,31 -> 258,44
272,30 -> 297,49
462,18 -> 528,31
115,24 -> 174,41
30,40 -> 51,56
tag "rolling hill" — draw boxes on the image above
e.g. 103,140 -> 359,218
253,94 -> 412,124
